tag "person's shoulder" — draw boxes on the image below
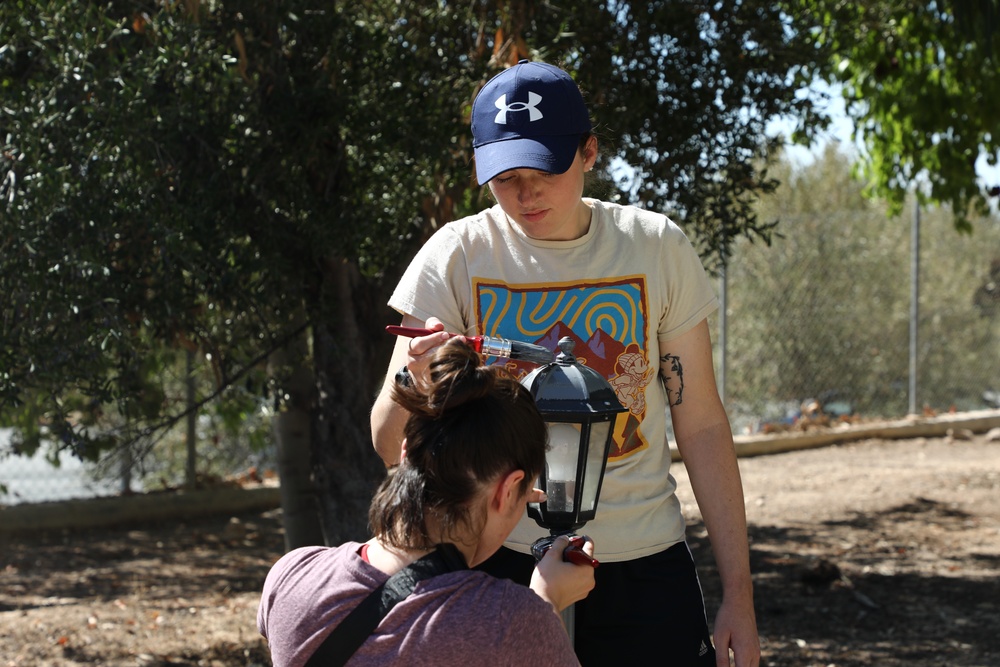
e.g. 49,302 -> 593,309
592,200 -> 684,239
422,205 -> 504,248
273,544 -> 330,567
444,205 -> 505,235
267,543 -> 358,579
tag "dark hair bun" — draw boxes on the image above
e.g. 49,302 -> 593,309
392,338 -> 499,417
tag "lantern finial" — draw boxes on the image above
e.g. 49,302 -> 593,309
556,336 -> 576,361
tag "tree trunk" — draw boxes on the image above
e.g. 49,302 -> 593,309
272,408 -> 324,550
311,258 -> 395,546
185,349 -> 197,490
268,307 -> 325,550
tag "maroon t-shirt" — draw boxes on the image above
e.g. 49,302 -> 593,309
258,543 -> 579,667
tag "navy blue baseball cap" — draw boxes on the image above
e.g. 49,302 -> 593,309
471,60 -> 592,185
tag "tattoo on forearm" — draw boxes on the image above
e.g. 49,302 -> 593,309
660,353 -> 685,407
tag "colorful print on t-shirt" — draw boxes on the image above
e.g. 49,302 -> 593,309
473,275 -> 653,459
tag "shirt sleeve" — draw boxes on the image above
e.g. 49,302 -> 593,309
388,224 -> 474,335
658,219 -> 719,342
257,546 -> 328,642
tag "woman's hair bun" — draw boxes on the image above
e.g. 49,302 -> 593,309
393,338 -> 500,417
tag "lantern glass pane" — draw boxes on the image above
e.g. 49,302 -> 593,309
580,420 -> 611,513
544,422 -> 582,513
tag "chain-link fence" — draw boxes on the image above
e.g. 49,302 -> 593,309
715,197 -> 1000,436
0,412 -> 275,506
0,429 -> 120,504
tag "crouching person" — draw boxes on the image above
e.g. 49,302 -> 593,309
258,339 -> 595,666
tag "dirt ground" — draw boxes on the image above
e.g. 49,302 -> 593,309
2,434 -> 999,667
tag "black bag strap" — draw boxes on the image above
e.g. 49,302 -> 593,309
305,543 -> 468,667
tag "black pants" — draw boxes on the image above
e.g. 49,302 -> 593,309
477,542 -> 717,666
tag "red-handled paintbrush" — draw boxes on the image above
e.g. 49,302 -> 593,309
386,325 -> 555,366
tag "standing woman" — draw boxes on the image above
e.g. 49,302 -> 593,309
371,60 -> 760,666
259,339 -> 595,667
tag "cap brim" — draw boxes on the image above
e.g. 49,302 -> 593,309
474,135 -> 581,185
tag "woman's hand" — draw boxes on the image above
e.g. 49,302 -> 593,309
372,315 -> 452,466
529,535 -> 597,614
403,317 -> 452,390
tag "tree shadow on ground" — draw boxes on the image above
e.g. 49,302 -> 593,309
57,638 -> 271,667
689,497 -> 1000,667
0,512 -> 285,613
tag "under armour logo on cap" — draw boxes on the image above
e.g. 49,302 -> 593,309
471,60 -> 592,185
494,92 -> 544,124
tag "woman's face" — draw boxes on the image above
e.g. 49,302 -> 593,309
486,138 -> 597,242
468,479 -> 546,567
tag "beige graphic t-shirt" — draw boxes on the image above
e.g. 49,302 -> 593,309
389,199 -> 718,561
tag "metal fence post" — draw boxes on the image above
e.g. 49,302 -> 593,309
909,201 -> 920,415
719,260 -> 728,406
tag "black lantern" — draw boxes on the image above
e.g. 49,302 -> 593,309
521,336 -> 626,640
521,337 -> 626,535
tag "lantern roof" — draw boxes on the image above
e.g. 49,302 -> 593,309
521,338 -> 626,419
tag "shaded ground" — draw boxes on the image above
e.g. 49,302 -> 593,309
678,435 -> 1000,667
2,435 -> 999,666
0,512 -> 282,666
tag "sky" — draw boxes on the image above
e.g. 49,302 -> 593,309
766,81 -> 856,168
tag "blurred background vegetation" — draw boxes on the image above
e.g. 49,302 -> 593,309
722,149 -> 999,433
2,0 -> 998,545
